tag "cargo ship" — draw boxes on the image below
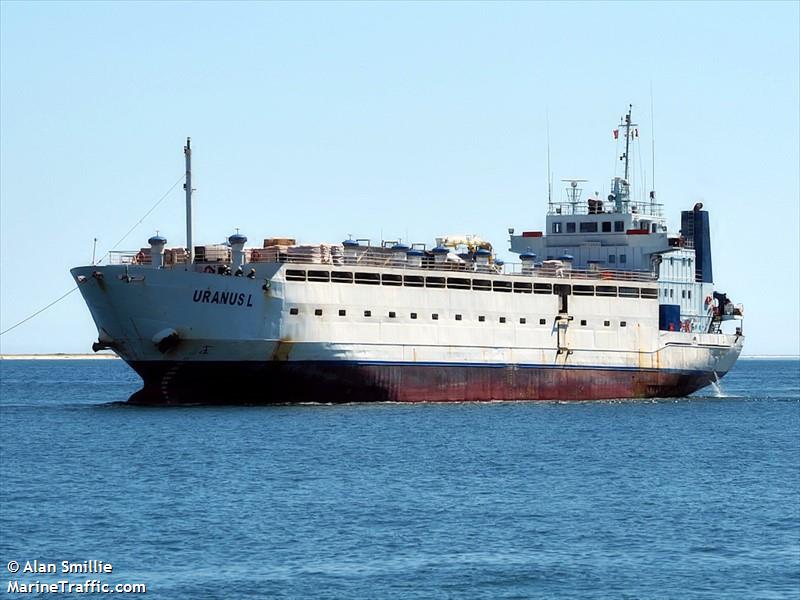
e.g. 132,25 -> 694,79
71,107 -> 744,404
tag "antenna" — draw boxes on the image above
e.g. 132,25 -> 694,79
546,109 -> 553,209
650,82 -> 656,192
184,137 -> 193,267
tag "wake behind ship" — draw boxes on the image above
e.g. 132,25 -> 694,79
72,108 -> 744,404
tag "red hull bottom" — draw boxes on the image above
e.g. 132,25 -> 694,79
126,361 -> 723,405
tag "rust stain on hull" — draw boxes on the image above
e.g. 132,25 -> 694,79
126,361 -> 726,405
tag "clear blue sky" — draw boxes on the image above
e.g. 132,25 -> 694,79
1,1 -> 798,355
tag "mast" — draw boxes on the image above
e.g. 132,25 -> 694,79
184,137 -> 193,265
623,104 -> 632,181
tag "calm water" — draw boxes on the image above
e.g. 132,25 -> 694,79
1,359 -> 798,599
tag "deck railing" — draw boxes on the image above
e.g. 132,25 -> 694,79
109,247 -> 657,282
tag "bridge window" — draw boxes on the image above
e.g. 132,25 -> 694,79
455,314 -> 462,321
314,309 -> 323,316
493,280 -> 512,293
619,254 -> 627,264
539,318 -> 546,325
620,321 -> 627,327
604,320 -> 610,326
580,222 -> 598,233
431,313 -> 439,320
580,319 -> 587,326
552,222 -> 563,233
619,286 -> 640,298
566,222 -> 576,233
364,310 -> 372,317
388,311 -> 396,318
609,255 -> 616,264
289,308 -> 299,315
499,317 -> 506,323
573,285 -> 594,296
478,315 -> 485,322
473,279 -> 491,291
533,283 -> 552,294
520,317 -> 527,324
602,222 -> 612,232
614,221 -> 625,232
338,309 -> 346,316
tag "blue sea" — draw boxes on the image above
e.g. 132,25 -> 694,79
1,359 -> 798,599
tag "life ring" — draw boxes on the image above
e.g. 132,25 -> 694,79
204,265 -> 215,273
251,250 -> 262,262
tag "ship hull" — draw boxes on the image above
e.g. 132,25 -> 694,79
126,360 -> 726,405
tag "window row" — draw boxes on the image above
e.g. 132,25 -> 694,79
662,288 -> 693,299
552,220 -> 626,234
288,307 -> 628,328
284,269 -> 657,299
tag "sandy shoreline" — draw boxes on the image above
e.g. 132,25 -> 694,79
0,354 -> 120,360
0,354 -> 796,361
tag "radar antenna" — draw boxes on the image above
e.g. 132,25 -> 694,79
561,179 -> 587,214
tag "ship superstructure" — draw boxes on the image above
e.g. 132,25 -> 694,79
71,109 -> 744,404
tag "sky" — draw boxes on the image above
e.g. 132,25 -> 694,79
1,1 -> 798,356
